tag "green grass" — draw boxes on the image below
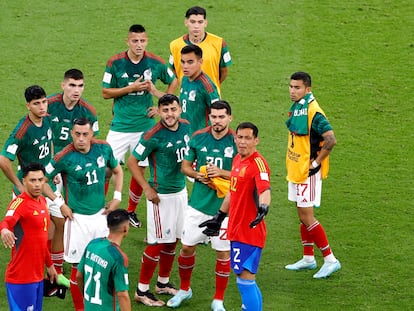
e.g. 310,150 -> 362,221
0,0 -> 413,310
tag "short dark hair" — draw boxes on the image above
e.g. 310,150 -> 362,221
185,6 -> 206,18
73,117 -> 92,127
64,68 -> 84,81
107,209 -> 129,230
129,24 -> 146,33
181,44 -> 203,58
210,100 -> 232,115
24,85 -> 46,102
290,71 -> 312,87
236,122 -> 259,138
22,162 -> 45,178
158,94 -> 180,108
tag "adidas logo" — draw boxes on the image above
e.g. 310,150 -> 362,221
233,264 -> 239,270
33,139 -> 39,145
52,117 -> 59,122
75,165 -> 82,171
121,72 -> 128,78
166,142 -> 173,148
200,147 -> 207,152
33,210 -> 39,216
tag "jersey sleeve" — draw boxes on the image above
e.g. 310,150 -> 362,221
311,112 -> 333,135
184,137 -> 197,163
159,63 -> 176,85
253,156 -> 271,194
1,129 -> 22,161
45,157 -> 62,180
102,60 -> 116,89
0,197 -> 24,231
132,136 -> 157,161
105,145 -> 119,169
220,40 -> 232,68
112,252 -> 129,293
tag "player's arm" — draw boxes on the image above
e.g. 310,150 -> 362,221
181,159 -> 208,183
105,163 -> 124,213
311,129 -> 336,168
0,155 -> 25,194
76,270 -> 84,294
219,67 -> 229,84
117,290 -> 132,311
166,77 -> 179,95
0,211 -> 19,248
199,192 -> 230,236
102,76 -> 149,99
127,155 -> 160,204
43,182 -> 73,220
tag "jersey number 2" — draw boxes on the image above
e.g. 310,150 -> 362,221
84,265 -> 102,305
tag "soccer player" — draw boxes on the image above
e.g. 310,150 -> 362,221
77,209 -> 131,311
169,6 -> 232,95
0,85 -> 52,197
43,117 -> 123,310
102,24 -> 178,228
1,163 -> 58,311
126,94 -> 190,307
47,68 -> 99,281
48,68 -> 99,154
0,85 -> 69,286
284,71 -> 341,278
167,100 -> 236,311
200,122 -> 271,311
180,44 -> 220,135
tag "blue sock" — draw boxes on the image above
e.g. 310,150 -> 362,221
236,277 -> 262,311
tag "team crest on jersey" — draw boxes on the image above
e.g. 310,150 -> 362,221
188,90 -> 196,101
224,147 -> 234,158
97,156 -> 105,168
143,69 -> 152,81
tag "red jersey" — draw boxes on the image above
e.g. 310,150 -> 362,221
227,151 -> 271,248
0,192 -> 52,284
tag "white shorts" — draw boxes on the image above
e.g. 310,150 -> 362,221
181,206 -> 230,251
46,189 -> 64,218
288,170 -> 322,208
63,209 -> 109,263
147,188 -> 187,244
106,130 -> 148,166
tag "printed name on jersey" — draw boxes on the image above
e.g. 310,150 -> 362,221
6,144 -> 18,155
135,143 -> 146,155
103,72 -> 112,84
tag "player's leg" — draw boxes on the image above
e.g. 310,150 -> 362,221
156,241 -> 178,295
211,217 -> 230,311
232,241 -> 263,311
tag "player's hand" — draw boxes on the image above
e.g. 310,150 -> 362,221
1,228 -> 17,248
206,162 -> 220,178
145,187 -> 160,205
103,200 -> 120,215
60,204 -> 74,220
199,210 -> 227,236
47,265 -> 59,284
147,106 -> 159,118
249,204 -> 269,228
131,76 -> 149,92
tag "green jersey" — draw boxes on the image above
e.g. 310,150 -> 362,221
45,139 -> 118,215
179,72 -> 220,135
132,120 -> 190,194
47,93 -> 99,153
102,51 -> 175,133
185,127 -> 237,215
78,237 -> 129,311
1,115 -> 53,194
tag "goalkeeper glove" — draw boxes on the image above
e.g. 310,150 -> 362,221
249,204 -> 269,228
199,210 -> 227,236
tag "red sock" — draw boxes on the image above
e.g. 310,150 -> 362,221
70,266 -> 84,310
127,177 -> 143,213
51,250 -> 64,274
139,244 -> 163,285
214,258 -> 230,300
104,180 -> 109,196
307,221 -> 332,257
300,223 -> 314,256
158,242 -> 177,279
178,251 -> 195,291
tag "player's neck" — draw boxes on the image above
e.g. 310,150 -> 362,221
211,128 -> 229,140
127,49 -> 144,64
189,32 -> 206,44
188,70 -> 203,82
28,113 -> 43,127
107,233 -> 123,246
62,94 -> 77,110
